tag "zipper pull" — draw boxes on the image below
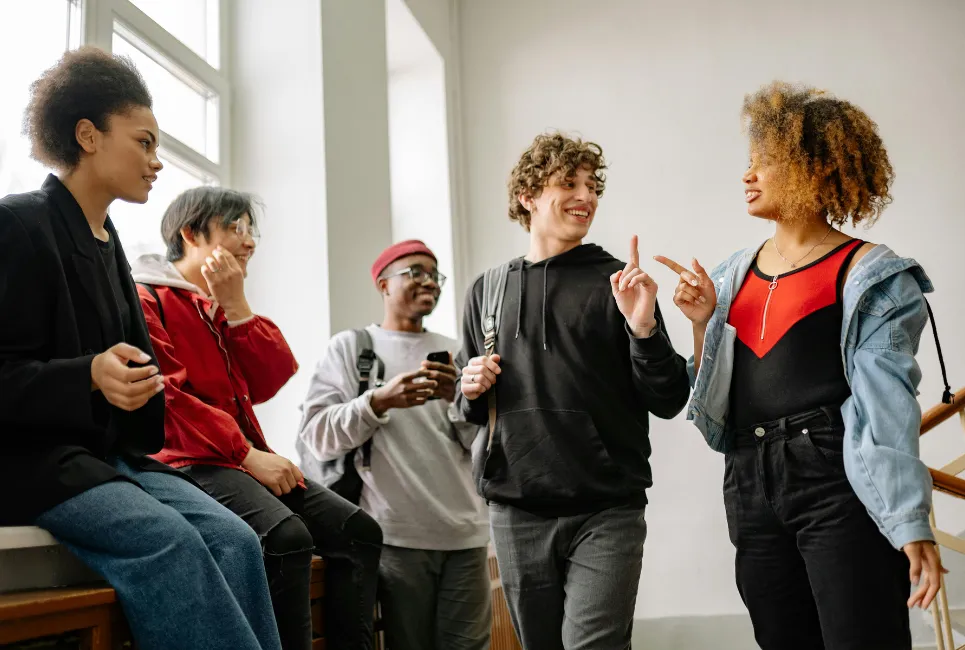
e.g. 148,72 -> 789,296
761,276 -> 778,341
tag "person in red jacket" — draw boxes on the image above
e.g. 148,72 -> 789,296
132,187 -> 382,650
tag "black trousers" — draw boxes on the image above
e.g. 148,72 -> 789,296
724,406 -> 911,650
183,465 -> 382,650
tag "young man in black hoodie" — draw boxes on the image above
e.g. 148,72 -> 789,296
455,133 -> 690,649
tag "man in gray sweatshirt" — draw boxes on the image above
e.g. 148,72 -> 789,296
296,240 -> 491,650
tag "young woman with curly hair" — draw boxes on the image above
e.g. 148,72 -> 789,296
0,47 -> 282,650
454,131 -> 690,649
656,82 -> 947,650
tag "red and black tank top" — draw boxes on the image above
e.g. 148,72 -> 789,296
727,239 -> 864,429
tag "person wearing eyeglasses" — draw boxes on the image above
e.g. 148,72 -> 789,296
296,240 -> 492,650
131,186 -> 383,650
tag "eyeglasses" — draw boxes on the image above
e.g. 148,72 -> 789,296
382,265 -> 447,288
232,218 -> 260,245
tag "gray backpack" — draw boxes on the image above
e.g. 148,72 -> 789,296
480,262 -> 511,448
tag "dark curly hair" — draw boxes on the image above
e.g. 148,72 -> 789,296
507,132 -> 607,231
162,186 -> 262,262
22,46 -> 152,170
742,82 -> 894,227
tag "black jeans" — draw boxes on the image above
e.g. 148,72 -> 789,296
182,465 -> 382,650
724,406 -> 911,650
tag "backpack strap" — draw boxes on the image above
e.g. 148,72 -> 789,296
353,328 -> 384,469
136,283 -> 164,326
480,263 -> 511,445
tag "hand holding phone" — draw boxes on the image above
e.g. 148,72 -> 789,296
422,351 -> 457,401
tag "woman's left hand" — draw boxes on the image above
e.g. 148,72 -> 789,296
904,540 -> 947,609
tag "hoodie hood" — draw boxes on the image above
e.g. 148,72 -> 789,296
514,244 -> 619,349
131,253 -> 206,294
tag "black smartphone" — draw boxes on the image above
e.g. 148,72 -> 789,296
426,351 -> 451,400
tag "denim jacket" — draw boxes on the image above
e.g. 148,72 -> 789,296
687,243 -> 935,550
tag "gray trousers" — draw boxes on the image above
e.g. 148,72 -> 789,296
489,503 -> 647,650
378,545 -> 492,650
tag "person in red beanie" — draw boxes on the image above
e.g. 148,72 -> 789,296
132,187 -> 382,650
296,240 -> 492,650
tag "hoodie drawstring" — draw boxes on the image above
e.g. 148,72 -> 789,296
541,260 -> 551,350
515,263 -> 524,340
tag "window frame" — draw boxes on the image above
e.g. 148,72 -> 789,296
82,0 -> 231,186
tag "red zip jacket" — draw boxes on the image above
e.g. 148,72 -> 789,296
132,254 -> 298,470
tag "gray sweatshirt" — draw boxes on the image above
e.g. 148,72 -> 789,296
295,325 -> 488,551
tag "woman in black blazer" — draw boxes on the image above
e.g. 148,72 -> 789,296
0,47 -> 282,650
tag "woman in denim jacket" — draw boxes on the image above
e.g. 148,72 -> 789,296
656,82 -> 946,650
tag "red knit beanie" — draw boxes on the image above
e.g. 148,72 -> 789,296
371,239 -> 437,285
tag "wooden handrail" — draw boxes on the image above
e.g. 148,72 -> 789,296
930,468 -> 965,500
920,387 -> 965,436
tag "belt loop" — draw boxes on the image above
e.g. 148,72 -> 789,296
777,416 -> 788,434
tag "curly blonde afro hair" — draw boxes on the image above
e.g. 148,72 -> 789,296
742,82 -> 894,227
507,132 -> 607,231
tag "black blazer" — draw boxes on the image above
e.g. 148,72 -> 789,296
0,174 -> 175,524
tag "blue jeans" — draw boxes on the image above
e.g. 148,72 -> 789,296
489,502 -> 647,650
34,457 -> 283,650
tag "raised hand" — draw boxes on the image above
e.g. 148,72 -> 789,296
653,255 -> 716,325
201,246 -> 253,322
460,354 -> 501,401
610,235 -> 658,338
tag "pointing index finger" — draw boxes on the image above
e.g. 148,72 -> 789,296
653,255 -> 688,275
629,235 -> 640,267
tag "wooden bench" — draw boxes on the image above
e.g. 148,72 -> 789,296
3,545 -> 514,649
0,556 -> 326,649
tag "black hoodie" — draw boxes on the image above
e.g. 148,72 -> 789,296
455,244 -> 691,517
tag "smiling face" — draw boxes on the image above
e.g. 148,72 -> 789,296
83,106 -> 163,205
378,253 -> 442,320
523,166 -> 600,244
181,212 -> 257,277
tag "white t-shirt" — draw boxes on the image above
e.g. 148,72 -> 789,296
296,325 -> 489,550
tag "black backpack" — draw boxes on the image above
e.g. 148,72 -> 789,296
319,328 -> 385,504
137,283 -> 165,325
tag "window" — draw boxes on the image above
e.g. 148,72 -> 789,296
113,23 -> 220,162
109,153 -> 215,258
0,0 -> 230,257
128,0 -> 220,68
0,0 -> 82,196
102,0 -> 229,255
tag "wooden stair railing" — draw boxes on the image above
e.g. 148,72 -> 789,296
921,387 -> 965,436
919,387 -> 965,650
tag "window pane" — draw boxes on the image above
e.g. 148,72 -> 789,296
113,24 -> 220,162
109,155 -> 215,259
129,0 -> 220,68
0,0 -> 76,197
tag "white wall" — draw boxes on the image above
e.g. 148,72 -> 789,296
231,0 -> 328,461
457,0 -> 965,621
387,0 -> 458,337
231,0 -> 464,460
